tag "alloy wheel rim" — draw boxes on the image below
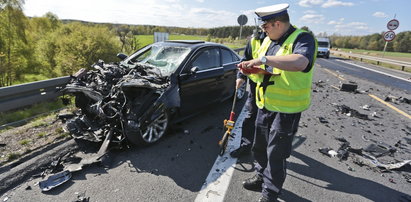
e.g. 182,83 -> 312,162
142,112 -> 168,143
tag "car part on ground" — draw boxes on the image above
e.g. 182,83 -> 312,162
39,170 -> 72,192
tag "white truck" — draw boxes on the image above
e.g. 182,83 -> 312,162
317,37 -> 331,59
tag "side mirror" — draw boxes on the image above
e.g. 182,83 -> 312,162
190,66 -> 199,74
117,53 -> 128,60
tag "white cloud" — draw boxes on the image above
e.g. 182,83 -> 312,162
298,0 -> 324,7
322,0 -> 354,8
300,14 -> 325,24
372,11 -> 387,18
328,17 -> 344,25
333,21 -> 369,35
195,0 -> 204,2
304,10 -> 317,14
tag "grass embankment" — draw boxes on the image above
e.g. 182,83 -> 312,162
334,48 -> 411,73
0,97 -> 73,127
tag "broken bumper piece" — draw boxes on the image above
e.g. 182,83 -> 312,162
39,170 -> 72,192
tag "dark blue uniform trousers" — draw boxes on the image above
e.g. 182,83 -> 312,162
252,107 -> 301,199
240,81 -> 257,148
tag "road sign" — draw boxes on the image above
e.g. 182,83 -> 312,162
237,15 -> 248,26
383,30 -> 396,42
387,19 -> 399,30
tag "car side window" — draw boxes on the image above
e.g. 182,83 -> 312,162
222,48 -> 235,64
192,48 -> 220,71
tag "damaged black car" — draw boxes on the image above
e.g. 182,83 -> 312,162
62,40 -> 243,146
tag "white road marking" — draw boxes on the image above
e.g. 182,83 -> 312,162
337,59 -> 411,83
194,106 -> 246,202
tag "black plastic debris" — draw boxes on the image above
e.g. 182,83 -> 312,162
337,142 -> 350,160
384,95 -> 411,105
39,170 -> 72,192
363,143 -> 396,158
403,173 -> 411,183
340,83 -> 357,92
336,105 -> 370,120
318,117 -> 329,124
74,191 -> 90,202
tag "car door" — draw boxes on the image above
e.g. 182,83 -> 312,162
219,48 -> 241,101
178,47 -> 224,115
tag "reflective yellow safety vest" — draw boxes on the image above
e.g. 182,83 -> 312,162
255,29 -> 318,113
247,36 -> 272,83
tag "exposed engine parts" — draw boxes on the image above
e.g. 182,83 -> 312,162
62,60 -> 170,146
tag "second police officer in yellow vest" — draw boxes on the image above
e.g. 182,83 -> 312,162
230,29 -> 266,158
237,3 -> 317,202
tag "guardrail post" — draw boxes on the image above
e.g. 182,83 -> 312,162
402,66 -> 405,71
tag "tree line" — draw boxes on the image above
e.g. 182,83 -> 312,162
327,32 -> 411,52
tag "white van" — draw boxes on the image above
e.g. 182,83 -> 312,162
317,37 -> 331,59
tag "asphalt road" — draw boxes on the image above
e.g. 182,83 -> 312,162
2,56 -> 411,202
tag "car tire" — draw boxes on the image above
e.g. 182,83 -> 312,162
236,81 -> 246,100
125,108 -> 169,146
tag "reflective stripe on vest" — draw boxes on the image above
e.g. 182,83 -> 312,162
247,37 -> 271,83
255,28 -> 318,113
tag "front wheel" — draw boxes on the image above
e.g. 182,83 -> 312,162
125,108 -> 169,146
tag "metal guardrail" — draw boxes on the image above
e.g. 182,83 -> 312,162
331,50 -> 411,72
0,76 -> 71,113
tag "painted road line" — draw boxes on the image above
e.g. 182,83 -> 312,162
322,68 -> 346,81
194,106 -> 246,202
368,94 -> 411,120
338,59 -> 411,83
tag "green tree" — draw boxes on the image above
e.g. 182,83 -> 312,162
0,0 -> 28,86
51,23 -> 121,75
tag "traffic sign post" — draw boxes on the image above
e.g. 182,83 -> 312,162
237,14 -> 248,40
382,17 -> 399,58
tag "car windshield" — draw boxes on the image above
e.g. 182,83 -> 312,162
318,42 -> 329,48
128,44 -> 191,76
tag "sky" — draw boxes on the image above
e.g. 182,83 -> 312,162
23,0 -> 410,36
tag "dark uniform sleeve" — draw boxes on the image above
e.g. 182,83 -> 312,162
237,40 -> 254,80
292,33 -> 316,73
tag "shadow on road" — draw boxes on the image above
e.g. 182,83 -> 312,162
285,151 -> 411,201
95,98 -> 246,192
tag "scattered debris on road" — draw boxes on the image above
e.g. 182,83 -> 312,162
340,83 -> 358,92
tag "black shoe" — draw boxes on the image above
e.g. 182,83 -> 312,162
242,174 -> 263,191
230,145 -> 251,158
258,195 -> 278,202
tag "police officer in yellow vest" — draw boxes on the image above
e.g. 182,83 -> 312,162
237,3 -> 317,202
230,29 -> 266,158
